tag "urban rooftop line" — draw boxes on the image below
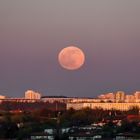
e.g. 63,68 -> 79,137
1,90 -> 140,111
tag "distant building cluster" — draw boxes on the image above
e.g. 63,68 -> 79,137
0,90 -> 140,111
67,91 -> 140,111
67,102 -> 140,111
98,91 -> 140,103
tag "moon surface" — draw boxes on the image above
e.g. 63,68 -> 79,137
58,46 -> 85,70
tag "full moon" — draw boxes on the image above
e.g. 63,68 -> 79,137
58,46 -> 85,70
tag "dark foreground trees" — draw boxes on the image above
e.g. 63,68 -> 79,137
0,106 -> 140,139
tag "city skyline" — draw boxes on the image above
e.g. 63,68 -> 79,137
0,0 -> 140,97
1,89 -> 140,99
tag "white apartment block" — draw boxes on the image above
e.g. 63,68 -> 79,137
67,102 -> 140,111
25,90 -> 41,100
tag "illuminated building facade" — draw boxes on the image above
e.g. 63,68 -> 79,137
67,102 -> 140,111
134,91 -> 140,103
125,95 -> 135,103
0,95 -> 6,99
115,91 -> 125,102
25,90 -> 41,100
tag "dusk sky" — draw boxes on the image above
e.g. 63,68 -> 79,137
0,0 -> 140,97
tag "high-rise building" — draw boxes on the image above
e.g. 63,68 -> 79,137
25,90 -> 41,100
115,91 -> 125,103
134,91 -> 140,102
125,95 -> 135,103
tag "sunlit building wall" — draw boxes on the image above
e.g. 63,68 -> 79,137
25,90 -> 41,100
41,97 -> 101,103
98,93 -> 114,99
115,91 -> 125,102
41,97 -> 72,103
0,95 -> 6,103
98,93 -> 114,102
67,103 -> 140,111
134,91 -> 140,103
125,95 -> 135,103
0,95 -> 6,99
